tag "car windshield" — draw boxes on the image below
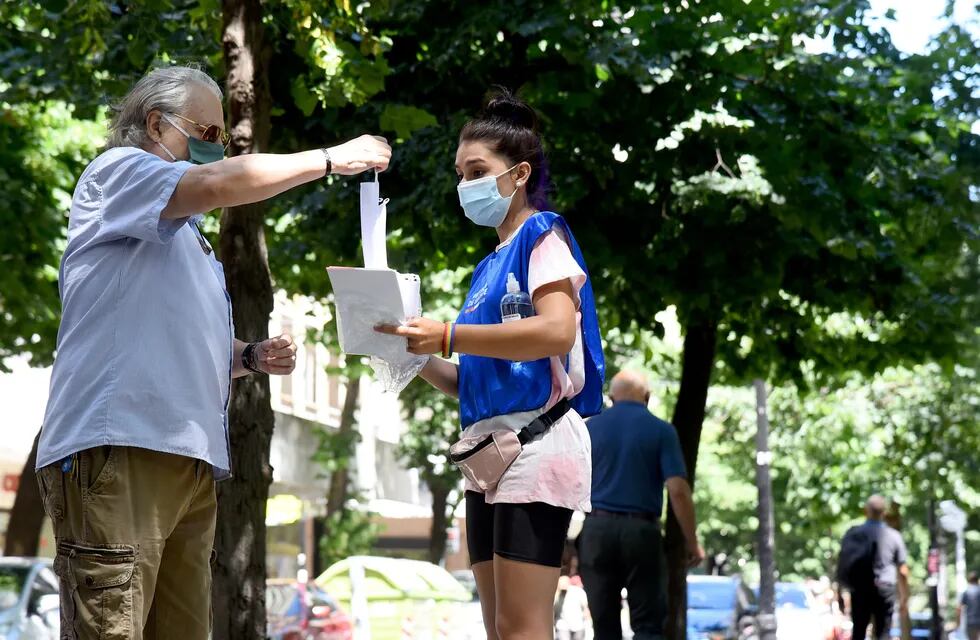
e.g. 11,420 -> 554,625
775,585 -> 809,609
0,566 -> 29,612
751,584 -> 810,609
688,580 -> 737,610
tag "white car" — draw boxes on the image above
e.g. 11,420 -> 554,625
769,582 -> 825,640
0,558 -> 60,640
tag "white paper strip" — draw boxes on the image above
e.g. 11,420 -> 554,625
359,173 -> 388,269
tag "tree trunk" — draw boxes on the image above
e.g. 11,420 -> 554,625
212,1 -> 272,638
427,483 -> 450,566
327,377 -> 361,519
3,430 -> 44,557
754,379 -> 777,640
665,319 -> 718,640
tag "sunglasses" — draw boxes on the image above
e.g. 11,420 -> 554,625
168,112 -> 230,146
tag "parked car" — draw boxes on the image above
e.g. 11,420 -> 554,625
752,582 -> 825,640
0,558 -> 60,640
687,575 -> 759,640
316,556 -> 472,640
889,611 -> 932,639
450,569 -> 479,601
266,579 -> 353,640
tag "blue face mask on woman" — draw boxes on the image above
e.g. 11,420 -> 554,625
457,165 -> 520,228
157,113 -> 225,165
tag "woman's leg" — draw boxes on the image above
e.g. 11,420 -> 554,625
473,560 -> 498,639
491,501 -> 574,639
494,555 -> 561,639
466,491 -> 498,639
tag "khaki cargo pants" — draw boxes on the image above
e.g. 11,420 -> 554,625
37,446 -> 216,639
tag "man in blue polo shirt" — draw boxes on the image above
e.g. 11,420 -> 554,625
579,370 -> 704,640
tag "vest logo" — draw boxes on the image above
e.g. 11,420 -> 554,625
463,284 -> 488,314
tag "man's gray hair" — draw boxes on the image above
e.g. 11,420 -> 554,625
106,66 -> 222,149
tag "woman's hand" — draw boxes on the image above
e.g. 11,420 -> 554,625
375,317 -> 447,355
256,334 -> 297,375
328,134 -> 392,175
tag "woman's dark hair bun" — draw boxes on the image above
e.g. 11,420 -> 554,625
482,87 -> 538,131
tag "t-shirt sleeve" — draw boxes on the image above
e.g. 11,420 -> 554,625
82,148 -> 195,244
894,533 -> 908,566
528,226 -> 586,308
660,422 -> 688,481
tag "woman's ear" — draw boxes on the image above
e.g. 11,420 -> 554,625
146,110 -> 163,143
515,161 -> 532,188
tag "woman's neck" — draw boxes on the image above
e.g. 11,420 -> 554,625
496,202 -> 537,244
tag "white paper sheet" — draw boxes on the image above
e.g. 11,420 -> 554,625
359,173 -> 388,269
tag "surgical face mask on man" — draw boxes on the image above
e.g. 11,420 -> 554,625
157,113 -> 224,165
456,165 -> 522,228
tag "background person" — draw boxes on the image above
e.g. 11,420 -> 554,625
35,65 -> 390,639
836,495 -> 910,640
956,571 -> 980,640
378,88 -> 605,639
578,370 -> 705,640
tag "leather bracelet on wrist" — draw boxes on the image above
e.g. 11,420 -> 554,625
241,342 -> 264,375
321,148 -> 332,177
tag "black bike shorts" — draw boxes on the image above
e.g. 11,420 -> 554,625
465,491 -> 573,568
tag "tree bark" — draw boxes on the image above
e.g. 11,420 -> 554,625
3,430 -> 44,557
326,377 -> 361,519
212,1 -> 272,638
665,319 -> 718,640
754,379 -> 777,640
427,483 -> 450,566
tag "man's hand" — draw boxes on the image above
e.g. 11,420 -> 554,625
328,135 -> 392,175
686,539 -> 706,568
376,317 -> 446,355
256,334 -> 297,375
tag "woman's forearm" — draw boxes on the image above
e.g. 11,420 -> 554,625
420,357 -> 459,397
232,339 -> 251,378
164,151 -> 326,219
454,314 -> 575,362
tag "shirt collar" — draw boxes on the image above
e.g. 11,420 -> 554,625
614,400 -> 648,409
495,222 -> 525,252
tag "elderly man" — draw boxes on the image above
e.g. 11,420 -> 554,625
34,66 -> 390,639
578,370 -> 704,640
837,495 -> 910,640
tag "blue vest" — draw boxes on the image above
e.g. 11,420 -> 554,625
456,212 -> 605,428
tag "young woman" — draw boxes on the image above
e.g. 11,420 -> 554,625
378,90 -> 604,639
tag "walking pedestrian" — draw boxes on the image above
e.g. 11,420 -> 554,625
377,87 -> 605,639
836,495 -> 910,640
956,571 -> 980,640
555,573 -> 592,640
578,370 -> 705,640
35,65 -> 390,639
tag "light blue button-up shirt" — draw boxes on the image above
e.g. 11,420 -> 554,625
37,147 -> 233,479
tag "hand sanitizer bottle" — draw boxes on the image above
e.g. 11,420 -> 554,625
500,273 -> 534,323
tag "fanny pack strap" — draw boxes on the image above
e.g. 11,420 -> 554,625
517,399 -> 571,446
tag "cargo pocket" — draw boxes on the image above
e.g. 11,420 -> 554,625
56,541 -> 136,640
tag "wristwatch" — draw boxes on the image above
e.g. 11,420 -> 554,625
321,148 -> 332,177
241,342 -> 264,375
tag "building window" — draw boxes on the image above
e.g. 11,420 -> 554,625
328,352 -> 341,411
306,345 -> 318,410
280,319 -> 293,406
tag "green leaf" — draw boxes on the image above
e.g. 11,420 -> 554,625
379,104 -> 438,139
